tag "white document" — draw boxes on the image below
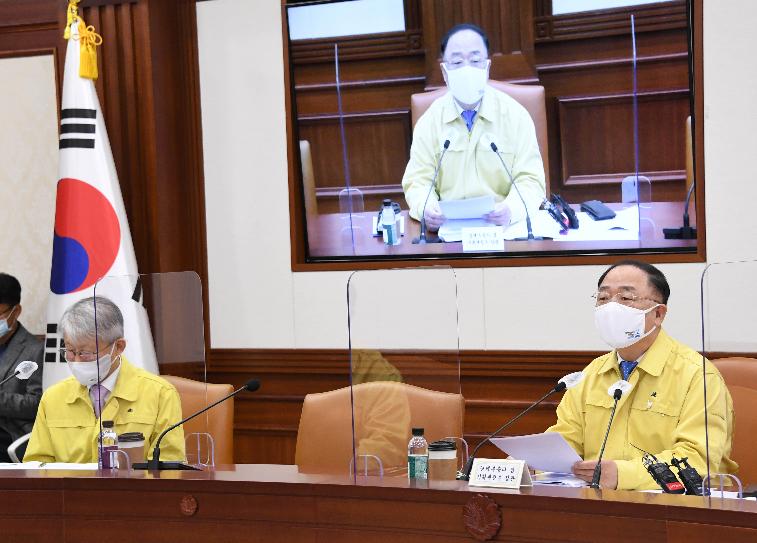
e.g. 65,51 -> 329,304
532,471 -> 588,487
0,462 -> 99,470
554,206 -> 640,242
439,195 -> 495,220
501,210 -> 562,241
490,432 -> 582,473
438,218 -> 490,242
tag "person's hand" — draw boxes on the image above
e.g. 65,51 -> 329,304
484,201 -> 512,226
423,201 -> 446,232
572,460 -> 618,489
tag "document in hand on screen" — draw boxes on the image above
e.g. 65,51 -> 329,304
438,195 -> 495,219
490,432 -> 582,473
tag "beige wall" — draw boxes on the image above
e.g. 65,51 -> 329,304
0,54 -> 58,335
197,0 -> 757,352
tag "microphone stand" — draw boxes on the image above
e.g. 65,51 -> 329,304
137,381 -> 258,471
590,388 -> 622,488
663,180 -> 697,239
489,142 -> 551,241
413,140 -> 451,244
459,381 -> 567,481
0,371 -> 21,387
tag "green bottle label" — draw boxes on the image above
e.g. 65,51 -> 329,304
408,454 -> 428,479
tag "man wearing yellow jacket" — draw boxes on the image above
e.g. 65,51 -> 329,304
24,296 -> 184,463
547,260 -> 737,490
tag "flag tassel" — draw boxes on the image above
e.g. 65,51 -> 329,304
64,0 -> 102,81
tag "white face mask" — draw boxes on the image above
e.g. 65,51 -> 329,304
442,62 -> 489,106
67,344 -> 116,387
594,302 -> 660,349
0,306 -> 17,338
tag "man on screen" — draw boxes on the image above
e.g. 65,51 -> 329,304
24,296 -> 184,463
546,260 -> 737,490
401,23 -> 545,231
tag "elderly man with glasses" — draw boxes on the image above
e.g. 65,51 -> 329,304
24,296 -> 184,463
545,260 -> 737,490
401,23 -> 546,232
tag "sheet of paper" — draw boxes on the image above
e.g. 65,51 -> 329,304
0,462 -> 99,470
502,210 -> 562,241
438,218 -> 490,242
439,195 -> 495,220
553,206 -> 640,242
532,471 -> 588,487
490,432 -> 582,473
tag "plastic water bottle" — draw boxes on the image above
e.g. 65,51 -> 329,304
380,199 -> 400,246
99,420 -> 118,469
407,427 -> 428,479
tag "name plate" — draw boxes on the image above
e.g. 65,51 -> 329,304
462,227 -> 504,252
468,458 -> 532,489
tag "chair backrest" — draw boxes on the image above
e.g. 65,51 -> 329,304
295,381 -> 464,474
299,139 -> 318,217
711,357 -> 757,485
161,375 -> 235,465
410,81 -> 550,192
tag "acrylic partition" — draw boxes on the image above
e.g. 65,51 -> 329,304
346,267 -> 463,480
93,272 -> 210,468
700,260 -> 757,497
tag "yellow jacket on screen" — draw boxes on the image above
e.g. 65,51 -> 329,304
24,357 -> 185,463
401,85 -> 546,223
546,329 -> 737,491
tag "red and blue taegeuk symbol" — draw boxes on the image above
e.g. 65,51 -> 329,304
50,178 -> 121,294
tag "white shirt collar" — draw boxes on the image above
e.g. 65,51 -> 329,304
89,359 -> 121,393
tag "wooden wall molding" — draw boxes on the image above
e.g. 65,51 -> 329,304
290,30 -> 424,64
537,51 -> 689,75
207,346 -> 754,464
535,0 -> 687,42
295,75 -> 426,93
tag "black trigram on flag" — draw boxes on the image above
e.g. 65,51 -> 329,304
44,323 -> 65,363
59,108 -> 96,149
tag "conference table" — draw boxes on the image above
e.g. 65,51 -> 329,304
307,202 -> 697,258
3,464 -> 756,542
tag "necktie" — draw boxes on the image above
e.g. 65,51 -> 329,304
619,360 -> 638,381
90,384 -> 109,418
461,109 -> 477,132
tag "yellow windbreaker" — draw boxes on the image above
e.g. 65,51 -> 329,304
546,329 -> 737,490
24,357 -> 184,463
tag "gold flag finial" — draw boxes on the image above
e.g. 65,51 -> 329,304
64,0 -> 81,40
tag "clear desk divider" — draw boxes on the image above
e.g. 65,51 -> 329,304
346,267 -> 463,482
700,261 -> 757,497
93,272 -> 207,470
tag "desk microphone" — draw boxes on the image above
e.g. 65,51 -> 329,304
590,379 -> 633,488
486,136 -> 550,241
140,378 -> 261,471
459,371 -> 584,481
663,179 -> 697,239
0,361 -> 38,387
413,132 -> 454,244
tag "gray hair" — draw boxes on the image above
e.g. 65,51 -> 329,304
59,296 -> 124,346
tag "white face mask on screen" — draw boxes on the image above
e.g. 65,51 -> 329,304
594,302 -> 660,349
443,63 -> 489,106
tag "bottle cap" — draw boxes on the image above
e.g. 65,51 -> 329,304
102,420 -> 114,428
428,439 -> 456,451
383,199 -> 392,207
412,427 -> 424,436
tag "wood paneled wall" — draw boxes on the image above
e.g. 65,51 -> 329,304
290,0 -> 690,214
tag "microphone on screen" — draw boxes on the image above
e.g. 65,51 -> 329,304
483,135 -> 550,241
139,378 -> 261,471
459,371 -> 584,481
413,131 -> 455,244
590,380 -> 633,488
0,361 -> 39,387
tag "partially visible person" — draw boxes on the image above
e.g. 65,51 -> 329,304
24,296 -> 184,463
402,23 -> 545,231
546,260 -> 737,490
0,273 -> 43,462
